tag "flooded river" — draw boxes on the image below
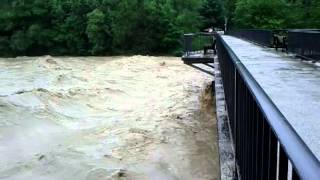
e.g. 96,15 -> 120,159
0,56 -> 218,180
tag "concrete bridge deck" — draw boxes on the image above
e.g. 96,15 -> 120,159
222,35 -> 320,160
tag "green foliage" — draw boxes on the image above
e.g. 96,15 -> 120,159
234,0 -> 286,29
224,0 -> 236,27
287,0 -> 320,28
86,8 -> 111,55
309,0 -> 320,28
0,0 -> 204,56
0,0 -> 225,57
199,0 -> 225,30
111,0 -> 201,55
3,0 -> 320,57
231,0 -> 320,29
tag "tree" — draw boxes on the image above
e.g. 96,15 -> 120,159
3,0 -> 320,57
224,0 -> 236,29
199,0 -> 225,30
86,9 -> 112,55
233,0 -> 286,29
232,0 -> 320,29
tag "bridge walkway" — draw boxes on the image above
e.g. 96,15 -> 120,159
222,35 -> 320,161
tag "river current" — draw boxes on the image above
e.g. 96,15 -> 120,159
0,56 -> 218,180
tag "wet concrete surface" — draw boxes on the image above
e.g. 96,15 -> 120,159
0,56 -> 219,180
214,59 -> 236,180
222,35 -> 320,160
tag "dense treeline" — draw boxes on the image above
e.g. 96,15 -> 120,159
1,0 -> 320,57
0,0 -> 224,56
226,0 -> 320,29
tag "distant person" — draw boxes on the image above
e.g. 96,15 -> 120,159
203,27 -> 216,55
204,27 -> 214,33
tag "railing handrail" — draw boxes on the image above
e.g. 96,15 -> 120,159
289,30 -> 320,34
228,28 -> 320,31
183,32 -> 216,36
227,29 -> 273,47
288,29 -> 320,32
216,34 -> 320,179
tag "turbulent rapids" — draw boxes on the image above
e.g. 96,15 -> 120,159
0,56 -> 219,180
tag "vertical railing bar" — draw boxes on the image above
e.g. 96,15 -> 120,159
251,98 -> 257,179
237,72 -> 242,177
242,78 -> 246,178
243,86 -> 248,179
268,131 -> 278,180
255,108 -> 262,180
260,115 -> 265,180
234,68 -> 238,176
238,77 -> 241,176
248,90 -> 253,178
261,118 -> 270,180
240,77 -> 244,178
292,168 -> 300,180
279,145 -> 289,180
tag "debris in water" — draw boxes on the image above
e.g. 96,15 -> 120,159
159,61 -> 166,66
111,169 -> 127,178
38,155 -> 45,161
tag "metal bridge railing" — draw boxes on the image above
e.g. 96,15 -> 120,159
183,32 -> 216,56
216,34 -> 320,180
227,29 -> 273,47
227,29 -> 320,62
288,30 -> 320,62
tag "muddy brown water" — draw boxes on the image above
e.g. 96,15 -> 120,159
0,56 -> 219,180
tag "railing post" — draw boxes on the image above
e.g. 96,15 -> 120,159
279,146 -> 289,179
268,132 -> 277,179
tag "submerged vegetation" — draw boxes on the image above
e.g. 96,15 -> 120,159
0,0 -> 319,56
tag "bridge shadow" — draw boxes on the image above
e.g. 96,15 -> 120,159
185,63 -> 214,76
